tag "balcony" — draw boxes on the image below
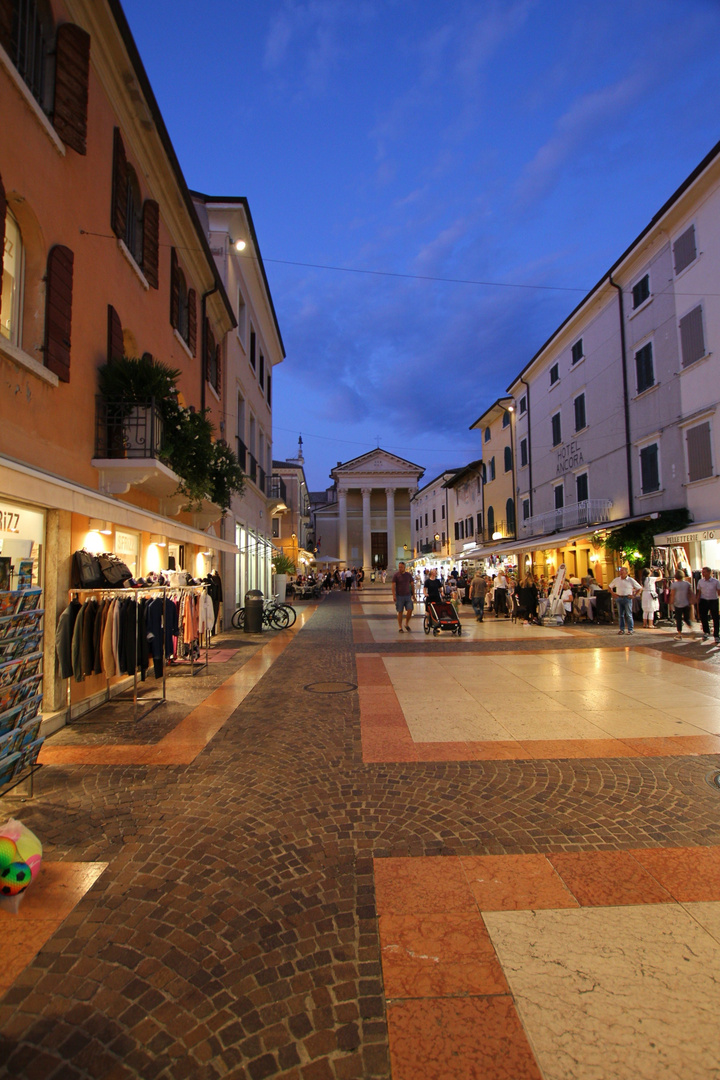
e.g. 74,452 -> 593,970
524,500 -> 613,537
92,398 -> 181,498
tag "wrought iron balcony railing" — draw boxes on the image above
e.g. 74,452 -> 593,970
95,398 -> 164,459
523,500 -> 612,537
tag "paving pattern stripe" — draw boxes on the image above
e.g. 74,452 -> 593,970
38,607 -> 316,768
377,848 -> 720,1078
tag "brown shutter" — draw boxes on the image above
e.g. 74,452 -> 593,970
187,288 -> 197,355
215,344 -> 222,395
111,127 -> 127,239
44,246 -> 74,382
679,305 -> 705,368
0,172 -> 6,326
142,199 -> 159,288
0,0 -> 12,55
107,304 -> 123,362
53,23 -> 90,155
169,248 -> 179,328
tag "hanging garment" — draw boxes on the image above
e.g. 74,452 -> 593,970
56,599 -> 82,680
113,597 -> 122,675
102,599 -> 116,678
82,599 -> 99,677
145,597 -> 164,679
71,602 -> 87,682
165,598 -> 178,659
92,599 -> 106,675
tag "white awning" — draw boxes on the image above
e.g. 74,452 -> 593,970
653,520 -> 720,545
0,453 -> 239,554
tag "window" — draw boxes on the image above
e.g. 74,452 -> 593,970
635,342 -> 654,393
522,498 -> 530,522
574,393 -> 586,432
506,498 -> 515,534
237,291 -> 246,345
673,224 -> 697,275
424,513 -> 428,527
466,517 -> 473,537
502,410 -> 510,428
250,328 -> 256,369
5,0 -> 52,111
554,484 -> 564,509
111,129 -> 159,286
571,339 -> 583,365
1,209 -> 23,345
170,249 -> 196,352
551,413 -> 562,447
550,362 -> 559,385
267,374 -> 272,407
441,531 -> 445,545
632,274 -> 650,309
489,457 -> 496,481
259,353 -> 265,390
176,268 -> 188,341
432,508 -> 436,523
476,511 -> 483,535
576,473 -> 589,503
679,305 -> 706,368
640,443 -> 660,493
272,518 -> 279,538
441,505 -> 445,519
504,446 -> 512,472
686,422 -> 713,482
519,395 -> 527,414
481,462 -> 487,483
454,522 -> 460,541
484,426 -> 491,442
459,521 -> 464,540
124,165 -> 143,266
520,437 -> 528,468
487,506 -> 495,535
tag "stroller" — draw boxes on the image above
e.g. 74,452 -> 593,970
424,601 -> 462,637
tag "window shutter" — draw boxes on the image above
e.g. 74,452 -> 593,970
679,305 -> 705,368
215,344 -> 222,394
44,245 -> 74,382
686,423 -> 713,482
267,373 -> 271,406
0,171 -> 6,299
111,128 -> 127,238
53,23 -> 90,155
640,444 -> 660,493
673,225 -> 697,275
107,304 -> 123,362
169,248 -> 179,328
142,200 -> 159,289
0,0 -> 12,55
187,288 -> 197,355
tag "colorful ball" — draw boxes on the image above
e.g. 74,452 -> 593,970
0,861 -> 32,895
0,837 -> 19,870
15,829 -> 42,865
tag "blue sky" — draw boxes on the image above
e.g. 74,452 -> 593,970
120,0 -> 720,491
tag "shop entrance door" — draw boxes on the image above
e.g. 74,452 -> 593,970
371,532 -> 388,570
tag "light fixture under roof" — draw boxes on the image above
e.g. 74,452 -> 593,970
150,534 -> 167,547
88,519 -> 112,534
231,238 -> 246,251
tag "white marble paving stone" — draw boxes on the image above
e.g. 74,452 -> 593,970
484,904 -> 720,1080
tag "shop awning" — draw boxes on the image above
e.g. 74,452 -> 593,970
653,520 -> 720,545
1,453 -> 239,555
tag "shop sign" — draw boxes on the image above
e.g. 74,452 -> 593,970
0,509 -> 21,533
0,504 -> 44,543
664,530 -> 716,544
556,440 -> 584,476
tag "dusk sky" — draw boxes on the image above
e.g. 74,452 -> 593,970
121,0 -> 720,492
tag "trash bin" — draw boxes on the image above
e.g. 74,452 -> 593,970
244,590 -> 264,633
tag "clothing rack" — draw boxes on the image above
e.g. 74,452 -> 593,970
169,585 -> 211,677
66,585 -> 168,724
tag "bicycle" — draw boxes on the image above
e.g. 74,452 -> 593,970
231,595 -> 297,630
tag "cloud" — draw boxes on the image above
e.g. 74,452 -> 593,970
514,73 -> 646,207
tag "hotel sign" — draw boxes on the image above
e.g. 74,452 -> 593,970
556,440 -> 584,475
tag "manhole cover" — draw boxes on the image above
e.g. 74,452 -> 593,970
706,770 -> 720,791
303,681 -> 357,694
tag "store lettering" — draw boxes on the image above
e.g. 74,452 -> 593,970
556,441 -> 584,475
0,511 -> 20,533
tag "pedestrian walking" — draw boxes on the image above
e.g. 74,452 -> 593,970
609,567 -> 641,635
470,570 -> 486,622
423,568 -> 443,607
494,570 -> 509,618
696,567 -> 720,643
670,570 -> 694,638
392,561 -> 415,632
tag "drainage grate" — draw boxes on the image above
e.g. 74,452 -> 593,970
303,681 -> 357,694
705,770 -> 720,791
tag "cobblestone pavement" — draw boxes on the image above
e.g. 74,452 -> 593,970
2,588 -> 720,1078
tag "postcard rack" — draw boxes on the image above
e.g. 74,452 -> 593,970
0,587 -> 45,799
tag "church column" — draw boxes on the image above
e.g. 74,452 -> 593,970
385,487 -> 396,572
338,489 -> 348,566
361,487 -> 372,572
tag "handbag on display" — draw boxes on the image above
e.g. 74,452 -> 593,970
71,550 -> 104,589
97,553 -> 133,587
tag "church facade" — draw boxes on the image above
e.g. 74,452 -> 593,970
313,450 -> 425,573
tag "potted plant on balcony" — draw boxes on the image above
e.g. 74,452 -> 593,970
98,355 -> 181,458
272,552 -> 296,603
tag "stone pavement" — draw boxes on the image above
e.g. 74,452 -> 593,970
2,585 -> 720,1078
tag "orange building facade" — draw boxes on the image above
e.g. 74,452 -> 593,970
0,0 -> 240,720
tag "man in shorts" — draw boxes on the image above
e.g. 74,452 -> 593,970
392,561 -> 414,632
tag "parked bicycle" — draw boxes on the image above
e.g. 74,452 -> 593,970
231,595 -> 297,630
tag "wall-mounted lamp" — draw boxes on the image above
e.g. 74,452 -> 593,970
150,534 -> 167,547
88,519 -> 112,534
492,531 -> 502,540
231,238 -> 246,251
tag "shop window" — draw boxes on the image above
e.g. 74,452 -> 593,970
1,206 -> 23,346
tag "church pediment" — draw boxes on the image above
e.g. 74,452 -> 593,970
331,448 -> 424,482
